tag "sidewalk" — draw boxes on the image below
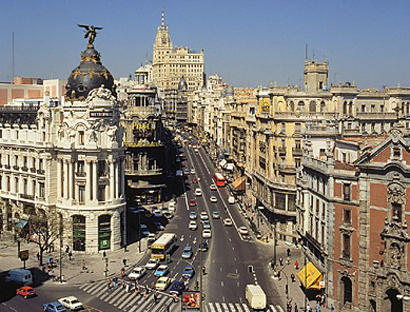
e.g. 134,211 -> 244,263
0,232 -> 148,286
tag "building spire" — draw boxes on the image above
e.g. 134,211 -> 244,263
161,8 -> 165,27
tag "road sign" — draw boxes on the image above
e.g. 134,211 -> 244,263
19,250 -> 29,261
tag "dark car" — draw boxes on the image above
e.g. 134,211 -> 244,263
169,280 -> 185,295
199,241 -> 209,252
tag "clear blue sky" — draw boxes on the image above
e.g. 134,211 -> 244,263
0,0 -> 409,88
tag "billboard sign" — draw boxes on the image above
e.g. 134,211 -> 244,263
181,291 -> 201,311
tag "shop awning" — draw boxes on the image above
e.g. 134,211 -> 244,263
232,176 -> 246,191
219,159 -> 227,168
297,262 -> 324,289
225,163 -> 234,171
15,220 -> 28,229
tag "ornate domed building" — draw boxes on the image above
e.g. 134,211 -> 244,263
65,27 -> 116,101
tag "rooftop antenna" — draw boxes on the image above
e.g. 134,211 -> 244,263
312,49 -> 315,60
305,43 -> 308,60
12,32 -> 15,84
161,8 -> 165,27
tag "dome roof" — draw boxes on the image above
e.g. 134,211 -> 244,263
178,76 -> 188,91
65,46 -> 116,101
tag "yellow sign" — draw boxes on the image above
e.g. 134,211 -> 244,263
259,98 -> 270,114
297,262 -> 323,289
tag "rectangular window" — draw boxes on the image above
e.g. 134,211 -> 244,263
23,156 -> 27,168
77,161 -> 85,174
295,140 -> 301,149
380,105 -> 384,112
295,123 -> 301,133
295,158 -> 301,168
393,147 -> 401,159
343,183 -> 351,201
361,105 -> 366,113
98,185 -> 105,201
7,176 -> 10,191
79,186 -> 85,204
32,180 -> 36,196
14,155 -> 18,167
321,224 -> 325,246
316,199 -> 320,215
344,209 -> 351,224
15,177 -> 19,193
98,160 -> 106,177
23,178 -> 27,195
39,159 -> 43,170
342,234 -> 351,259
39,182 -> 45,198
79,131 -> 85,145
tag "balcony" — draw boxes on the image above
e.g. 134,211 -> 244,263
21,166 -> 28,172
30,168 -> 36,173
75,172 -> 86,178
278,163 -> 295,173
37,169 -> 45,175
13,165 -> 19,170
356,112 -> 396,120
4,165 -> 10,169
126,168 -> 163,176
20,194 -> 34,200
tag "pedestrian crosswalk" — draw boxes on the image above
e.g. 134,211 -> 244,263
205,302 -> 285,312
79,279 -> 179,312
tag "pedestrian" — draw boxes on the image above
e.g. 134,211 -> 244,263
315,303 -> 321,312
65,245 -> 69,254
316,295 -> 321,305
154,292 -> 158,304
68,251 -> 72,261
135,285 -> 139,295
121,267 -> 125,278
51,243 -> 55,252
294,260 -> 299,270
82,260 -> 86,271
106,279 -> 111,290
330,304 -> 335,311
306,303 -> 312,312
290,273 -> 295,282
294,303 -> 298,312
113,276 -> 118,287
123,258 -> 127,267
279,257 -> 283,266
287,248 -> 291,257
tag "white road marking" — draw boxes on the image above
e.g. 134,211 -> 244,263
215,303 -> 223,312
228,303 -> 236,311
221,281 -> 224,287
208,303 -> 217,312
242,303 -> 251,312
221,302 -> 229,311
235,303 -> 244,312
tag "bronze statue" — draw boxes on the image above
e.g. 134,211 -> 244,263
77,24 -> 103,46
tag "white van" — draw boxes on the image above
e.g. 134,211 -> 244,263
5,269 -> 33,285
228,196 -> 235,204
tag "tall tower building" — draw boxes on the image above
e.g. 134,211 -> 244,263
152,9 -> 204,93
303,59 -> 329,93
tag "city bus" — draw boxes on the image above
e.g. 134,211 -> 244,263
150,233 -> 177,260
213,172 -> 226,187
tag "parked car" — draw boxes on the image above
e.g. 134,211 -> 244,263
164,212 -> 174,219
210,184 -> 217,191
42,301 -> 67,312
239,226 -> 249,235
212,211 -> 220,219
58,296 -> 83,311
153,210 -> 163,218
16,286 -> 36,299
145,258 -> 160,270
169,280 -> 185,295
228,196 -> 235,204
154,265 -> 169,277
182,265 -> 195,279
210,196 -> 217,203
195,188 -> 202,196
6,269 -> 33,285
223,218 -> 233,226
155,276 -> 171,291
191,177 -> 198,183
128,267 -> 146,280
181,246 -> 193,259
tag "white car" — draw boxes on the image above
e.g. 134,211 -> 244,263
128,267 -> 146,279
195,188 -> 202,196
200,212 -> 209,220
210,196 -> 217,203
145,258 -> 160,270
228,196 -> 235,204
223,218 -> 233,226
189,220 -> 198,230
191,169 -> 196,174
58,296 -> 83,311
202,229 -> 212,238
210,184 -> 217,191
239,226 -> 249,235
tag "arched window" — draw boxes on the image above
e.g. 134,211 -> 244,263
385,288 -> 403,312
309,101 -> 316,113
289,101 -> 294,112
297,101 -> 305,112
320,101 -> 326,113
349,101 -> 353,116
98,214 -> 111,250
343,101 -> 347,115
341,276 -> 353,305
73,215 -> 86,251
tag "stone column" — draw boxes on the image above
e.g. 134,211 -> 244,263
93,161 -> 98,202
120,158 -> 125,197
57,159 -> 61,199
69,161 -> 74,200
114,161 -> 118,199
110,160 -> 115,200
63,160 -> 68,199
85,160 -> 91,202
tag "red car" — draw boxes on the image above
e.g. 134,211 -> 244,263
189,200 -> 196,207
16,286 -> 36,299
191,178 -> 198,183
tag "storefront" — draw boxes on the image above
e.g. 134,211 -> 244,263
72,215 -> 86,251
98,215 -> 111,250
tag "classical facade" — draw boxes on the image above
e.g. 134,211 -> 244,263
0,30 -> 126,253
152,9 -> 204,93
117,77 -> 175,205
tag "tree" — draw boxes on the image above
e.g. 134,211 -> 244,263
29,211 -> 61,267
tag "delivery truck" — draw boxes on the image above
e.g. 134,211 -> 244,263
245,284 -> 267,311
